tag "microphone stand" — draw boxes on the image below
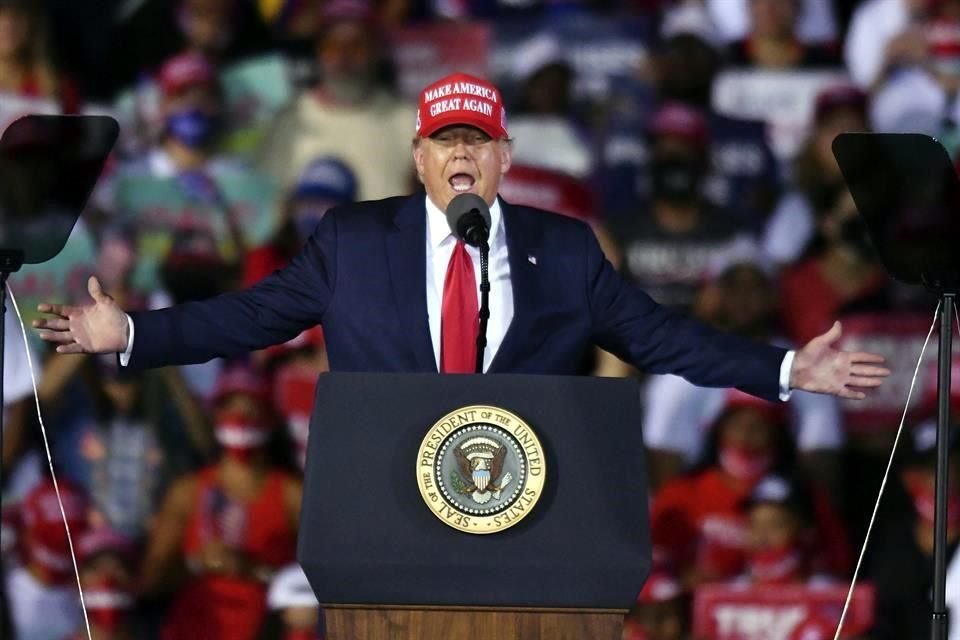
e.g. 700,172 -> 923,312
475,239 -> 490,374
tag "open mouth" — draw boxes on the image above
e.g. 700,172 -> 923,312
449,173 -> 476,193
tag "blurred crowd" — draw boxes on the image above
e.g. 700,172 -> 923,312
2,0 -> 960,638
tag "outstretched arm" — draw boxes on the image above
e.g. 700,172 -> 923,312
585,225 -> 889,401
34,210 -> 339,369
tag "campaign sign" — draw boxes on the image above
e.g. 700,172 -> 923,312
389,22 -> 491,101
113,169 -> 279,291
835,312 -> 957,432
711,69 -> 850,161
490,13 -> 653,105
693,583 -> 875,639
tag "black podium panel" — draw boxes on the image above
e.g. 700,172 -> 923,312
298,373 -> 650,609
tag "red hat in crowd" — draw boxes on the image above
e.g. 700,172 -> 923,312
213,362 -> 273,405
813,84 -> 867,124
416,72 -> 509,141
649,101 -> 709,147
19,480 -> 89,583
499,165 -> 598,223
158,52 -> 216,97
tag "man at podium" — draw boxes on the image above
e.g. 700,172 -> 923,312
33,72 -> 889,404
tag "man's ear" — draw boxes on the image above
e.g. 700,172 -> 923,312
500,140 -> 513,176
412,139 -> 425,179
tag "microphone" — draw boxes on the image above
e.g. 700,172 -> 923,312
445,193 -> 491,248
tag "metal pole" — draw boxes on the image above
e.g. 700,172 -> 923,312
932,293 -> 955,640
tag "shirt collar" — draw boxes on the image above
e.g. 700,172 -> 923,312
425,194 -> 502,249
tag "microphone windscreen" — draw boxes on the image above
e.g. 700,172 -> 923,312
445,193 -> 491,242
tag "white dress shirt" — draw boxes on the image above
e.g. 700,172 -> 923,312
122,194 -> 794,397
425,195 -> 513,372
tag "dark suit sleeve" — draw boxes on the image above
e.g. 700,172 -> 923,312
125,211 -> 338,370
584,226 -> 787,401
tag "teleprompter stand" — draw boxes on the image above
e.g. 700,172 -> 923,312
297,372 -> 652,640
834,132 -> 960,640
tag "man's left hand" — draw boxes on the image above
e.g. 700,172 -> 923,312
790,321 -> 891,400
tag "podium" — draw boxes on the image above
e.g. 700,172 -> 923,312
298,373 -> 651,640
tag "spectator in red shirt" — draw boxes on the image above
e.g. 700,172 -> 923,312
650,394 -> 792,586
651,392 -> 850,587
778,186 -> 888,345
737,475 -> 834,586
140,363 -> 302,640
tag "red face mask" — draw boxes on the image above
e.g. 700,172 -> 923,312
285,630 -> 322,640
84,577 -> 133,632
748,543 -> 804,584
215,411 -> 271,462
718,445 -> 772,483
903,472 -> 960,532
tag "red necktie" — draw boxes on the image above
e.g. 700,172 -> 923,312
441,240 -> 478,373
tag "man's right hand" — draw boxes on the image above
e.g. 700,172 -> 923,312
33,276 -> 129,354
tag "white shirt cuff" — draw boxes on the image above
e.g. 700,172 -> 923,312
119,314 -> 134,367
779,350 -> 795,401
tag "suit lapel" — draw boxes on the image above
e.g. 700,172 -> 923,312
386,195 -> 437,372
489,200 -> 541,373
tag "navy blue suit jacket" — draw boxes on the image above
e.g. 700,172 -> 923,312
128,194 -> 787,401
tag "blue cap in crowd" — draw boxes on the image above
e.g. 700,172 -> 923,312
293,157 -> 358,204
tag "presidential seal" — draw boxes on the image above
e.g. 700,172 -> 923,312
416,405 -> 546,534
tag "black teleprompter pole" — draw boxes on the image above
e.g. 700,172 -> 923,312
932,294 -> 955,640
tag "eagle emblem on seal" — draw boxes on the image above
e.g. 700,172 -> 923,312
453,436 -> 514,505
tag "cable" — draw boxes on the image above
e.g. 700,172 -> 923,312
6,284 -> 92,640
833,302 -> 940,639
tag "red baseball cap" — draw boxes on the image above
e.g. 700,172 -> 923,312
416,72 -> 509,140
158,52 -> 216,98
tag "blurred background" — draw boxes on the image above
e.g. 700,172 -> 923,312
2,0 -> 960,638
